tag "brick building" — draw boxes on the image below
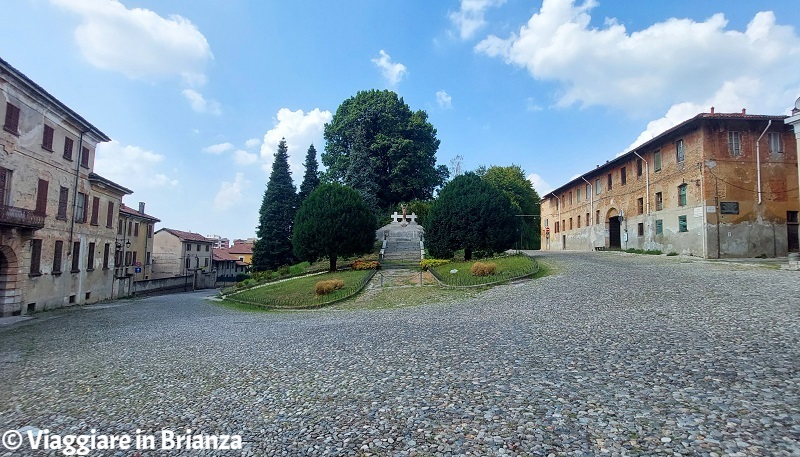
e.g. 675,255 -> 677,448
540,109 -> 799,258
1,57 -> 132,316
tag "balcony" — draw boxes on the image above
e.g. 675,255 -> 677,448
0,205 -> 45,230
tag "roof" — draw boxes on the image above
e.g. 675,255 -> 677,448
545,111 -> 789,197
0,57 -> 111,142
227,242 -> 253,255
88,172 -> 133,195
156,228 -> 213,243
212,249 -> 251,267
120,203 -> 161,222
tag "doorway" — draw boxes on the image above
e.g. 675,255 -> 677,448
609,216 -> 622,249
789,211 -> 799,253
0,246 -> 20,317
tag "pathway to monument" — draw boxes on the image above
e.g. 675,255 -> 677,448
371,210 -> 430,288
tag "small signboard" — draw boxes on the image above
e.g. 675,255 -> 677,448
720,202 -> 739,215
135,267 -> 142,273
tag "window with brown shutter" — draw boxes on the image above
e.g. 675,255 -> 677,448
63,137 -> 74,161
0,167 -> 9,206
35,179 -> 49,215
53,240 -> 63,273
30,239 -> 42,275
87,242 -> 95,270
103,243 -> 110,269
71,241 -> 81,272
134,223 -> 139,237
81,147 -> 90,168
42,125 -> 55,151
4,103 -> 20,135
106,201 -> 114,228
90,196 -> 100,225
57,187 -> 69,220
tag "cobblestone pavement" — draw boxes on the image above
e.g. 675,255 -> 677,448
1,251 -> 798,456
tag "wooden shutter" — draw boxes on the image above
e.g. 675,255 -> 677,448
4,103 -> 20,133
35,179 -> 49,215
81,147 -> 90,168
106,202 -> 114,228
30,239 -> 42,274
0,168 -> 6,206
63,137 -> 74,160
103,243 -> 110,269
53,240 -> 63,272
71,241 -> 81,271
58,187 -> 69,219
90,196 -> 100,225
82,194 -> 89,224
43,125 -> 54,150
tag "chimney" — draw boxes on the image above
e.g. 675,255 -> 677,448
710,107 -> 714,114
139,202 -> 145,214
741,108 -> 746,115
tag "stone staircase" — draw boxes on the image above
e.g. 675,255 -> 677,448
380,225 -> 424,268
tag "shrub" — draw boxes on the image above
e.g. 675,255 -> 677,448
666,252 -> 678,256
315,279 -> 345,295
252,270 -> 271,282
420,258 -> 450,271
471,261 -> 497,276
277,265 -> 291,276
235,273 -> 251,283
352,259 -> 379,270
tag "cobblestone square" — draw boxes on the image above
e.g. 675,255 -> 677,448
1,252 -> 798,456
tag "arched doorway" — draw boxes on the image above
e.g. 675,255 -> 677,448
0,245 -> 20,317
606,208 -> 622,250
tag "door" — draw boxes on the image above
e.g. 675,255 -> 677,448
609,216 -> 621,249
789,211 -> 799,253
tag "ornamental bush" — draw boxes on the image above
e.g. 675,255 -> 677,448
315,279 -> 345,295
471,262 -> 497,276
420,258 -> 450,271
352,259 -> 379,270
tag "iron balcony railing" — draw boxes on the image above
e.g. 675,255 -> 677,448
0,204 -> 45,230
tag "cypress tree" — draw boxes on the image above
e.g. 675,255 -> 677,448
252,138 -> 297,271
298,144 -> 321,203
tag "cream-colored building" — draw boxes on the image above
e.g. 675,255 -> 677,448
116,202 -> 160,281
1,57 -> 132,316
152,228 -> 214,278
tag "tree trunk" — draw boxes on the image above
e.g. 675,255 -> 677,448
328,254 -> 337,272
464,247 -> 472,261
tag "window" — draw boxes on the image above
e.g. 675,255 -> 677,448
678,215 -> 688,232
634,197 -> 643,215
30,239 -> 42,275
555,198 -> 559,210
204,258 -> 209,267
576,188 -> 581,203
655,219 -> 663,235
103,243 -> 110,269
35,179 -> 48,215
607,173 -> 613,191
562,220 -> 565,233
655,192 -> 663,211
586,212 -> 590,226
185,257 -> 191,269
187,244 -> 192,252
87,242 -> 95,271
637,159 -> 643,177
676,139 -> 685,163
106,202 -> 114,228
80,147 -> 90,168
42,125 -> 54,151
125,251 -> 132,266
71,241 -> 81,272
132,251 -> 137,265
595,210 -> 600,225
134,223 -> 139,237
637,223 -> 644,237
620,167 -> 627,186
586,184 -> 591,199
0,167 -> 10,205
4,102 -> 20,134
57,187 -> 69,220
678,184 -> 687,206
197,244 -> 201,251
577,215 -> 581,228
90,196 -> 100,225
205,245 -> 209,252
595,178 -> 601,195
569,218 -> 573,230
568,191 -> 572,205
654,150 -> 662,171
75,193 -> 88,223
769,132 -> 782,154
118,218 -> 123,235
63,137 -> 74,161
51,240 -> 64,274
728,131 -> 741,157
146,251 -> 151,266
147,224 -> 153,238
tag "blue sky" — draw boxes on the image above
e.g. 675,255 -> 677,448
2,0 -> 799,240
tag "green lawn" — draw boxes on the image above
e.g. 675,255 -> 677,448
224,269 -> 374,309
431,254 -> 540,287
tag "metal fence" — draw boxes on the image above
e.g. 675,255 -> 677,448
429,254 -> 540,288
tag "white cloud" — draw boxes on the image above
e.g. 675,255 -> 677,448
475,1 -> 800,113
450,0 -> 506,40
526,97 -> 543,112
371,50 -> 408,86
94,140 -> 179,189
527,173 -> 552,195
233,149 -> 258,165
182,89 -> 221,115
214,173 -> 249,211
244,138 -> 261,149
260,108 -> 333,178
51,0 -> 212,83
436,90 -> 453,109
202,142 -> 234,154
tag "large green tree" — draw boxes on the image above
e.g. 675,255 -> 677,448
293,183 -> 377,271
345,124 -> 380,213
252,138 -> 297,271
322,89 -> 446,210
482,165 -> 541,249
425,173 -> 518,260
298,144 -> 320,203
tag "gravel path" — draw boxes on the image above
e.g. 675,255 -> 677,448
1,251 -> 798,456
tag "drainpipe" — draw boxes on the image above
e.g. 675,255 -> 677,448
756,120 -> 772,205
632,151 -> 650,214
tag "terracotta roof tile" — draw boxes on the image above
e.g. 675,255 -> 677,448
158,228 -> 214,243
120,203 -> 161,222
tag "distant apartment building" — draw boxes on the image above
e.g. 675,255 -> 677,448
207,234 -> 230,249
540,109 -> 799,258
152,228 -> 214,278
116,202 -> 160,281
1,57 -> 132,316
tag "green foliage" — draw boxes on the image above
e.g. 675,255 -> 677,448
430,254 -> 539,286
398,200 -> 433,227
351,259 -> 379,270
227,269 -> 373,309
298,144 -> 321,203
345,122 -> 380,213
420,258 -> 450,271
666,252 -> 678,256
253,138 -> 297,271
234,273 -> 251,283
425,173 -> 519,260
293,183 -> 378,271
482,165 -> 541,250
625,248 -> 663,255
322,89 -> 444,209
